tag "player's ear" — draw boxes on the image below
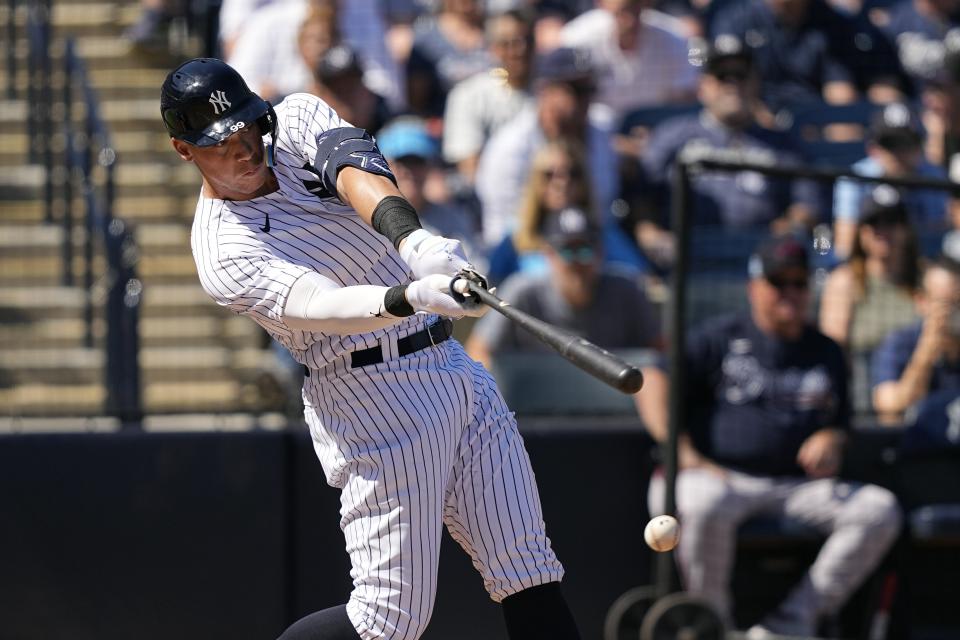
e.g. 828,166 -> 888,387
170,138 -> 194,162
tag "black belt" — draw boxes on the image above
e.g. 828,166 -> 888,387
351,318 -> 453,368
305,319 -> 454,376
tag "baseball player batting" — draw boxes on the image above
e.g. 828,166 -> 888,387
161,58 -> 581,640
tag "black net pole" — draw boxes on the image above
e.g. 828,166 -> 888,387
656,155 -> 692,599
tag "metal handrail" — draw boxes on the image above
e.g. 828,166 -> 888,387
25,3 -> 143,425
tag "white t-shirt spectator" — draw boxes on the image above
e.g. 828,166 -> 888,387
442,70 -> 534,165
227,0 -> 403,109
560,8 -> 698,125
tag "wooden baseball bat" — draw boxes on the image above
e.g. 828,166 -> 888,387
461,279 -> 644,394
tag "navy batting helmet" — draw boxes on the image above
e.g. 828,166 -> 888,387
160,58 -> 276,148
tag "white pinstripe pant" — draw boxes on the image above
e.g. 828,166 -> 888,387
648,467 -> 902,627
303,339 -> 565,640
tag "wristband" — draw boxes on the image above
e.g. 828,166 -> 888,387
384,285 -> 415,317
371,196 -> 423,249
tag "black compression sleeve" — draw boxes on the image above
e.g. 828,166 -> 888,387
384,285 -> 414,317
371,196 -> 423,249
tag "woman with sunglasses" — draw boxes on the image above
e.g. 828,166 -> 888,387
486,138 -> 596,283
819,186 -> 921,412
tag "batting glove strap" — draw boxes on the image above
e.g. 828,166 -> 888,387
399,230 -> 472,280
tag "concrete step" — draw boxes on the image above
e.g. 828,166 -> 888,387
0,379 -> 282,417
0,130 -> 177,161
0,313 -> 260,350
0,252 -> 202,286
0,68 -> 168,102
0,383 -> 106,416
0,283 -> 225,320
0,2 -> 138,31
0,196 -> 197,225
0,345 -> 277,385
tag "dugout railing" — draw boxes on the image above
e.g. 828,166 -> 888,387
19,0 -> 143,424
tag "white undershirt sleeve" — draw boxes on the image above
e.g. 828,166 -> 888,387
282,270 -> 407,335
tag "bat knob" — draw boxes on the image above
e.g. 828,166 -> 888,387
450,268 -> 487,304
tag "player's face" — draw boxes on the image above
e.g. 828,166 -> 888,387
172,122 -> 273,200
749,267 -> 810,339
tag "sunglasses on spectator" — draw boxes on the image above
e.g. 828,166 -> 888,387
556,245 -> 597,263
713,69 -> 750,84
542,166 -> 583,180
492,36 -> 531,49
568,81 -> 596,98
766,275 -> 809,292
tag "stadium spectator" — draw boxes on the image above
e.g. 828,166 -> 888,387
631,36 -> 821,269
474,47 -> 618,249
709,0 -> 904,113
377,117 -> 479,258
124,0 -> 186,49
227,0 -> 403,107
820,186 -> 922,413
832,102 -> 949,259
636,234 -> 902,636
880,0 -> 960,93
465,206 -> 660,367
559,0 -> 700,128
920,29 -> 960,170
406,0 -> 494,119
485,139 -> 597,284
442,10 -> 536,182
872,256 -> 960,420
308,45 -> 392,134
219,0 -> 287,58
820,185 -> 921,353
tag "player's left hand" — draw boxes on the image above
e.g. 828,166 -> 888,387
406,274 -> 488,319
797,428 -> 845,479
399,230 -> 475,279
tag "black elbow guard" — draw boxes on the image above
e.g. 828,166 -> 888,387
313,126 -> 397,195
371,196 -> 423,249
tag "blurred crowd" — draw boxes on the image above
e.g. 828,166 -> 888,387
122,0 -> 960,430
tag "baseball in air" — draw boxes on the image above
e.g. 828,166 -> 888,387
644,515 -> 680,552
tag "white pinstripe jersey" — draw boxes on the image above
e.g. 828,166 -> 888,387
190,93 -> 434,371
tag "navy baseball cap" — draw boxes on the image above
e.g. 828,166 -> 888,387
315,44 -> 364,83
870,103 -> 923,150
859,184 -> 910,227
699,35 -> 753,75
541,207 -> 601,250
748,235 -> 809,280
533,47 -> 595,88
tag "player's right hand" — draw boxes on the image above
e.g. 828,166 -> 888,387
406,274 -> 487,319
399,229 -> 472,279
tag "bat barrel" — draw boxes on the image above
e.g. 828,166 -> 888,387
464,280 -> 644,394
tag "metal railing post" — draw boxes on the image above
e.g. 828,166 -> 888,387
656,156 -> 692,600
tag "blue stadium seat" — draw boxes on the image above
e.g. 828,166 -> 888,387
619,102 -> 702,135
489,349 -> 658,416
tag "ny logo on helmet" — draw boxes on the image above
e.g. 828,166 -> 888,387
209,90 -> 231,115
